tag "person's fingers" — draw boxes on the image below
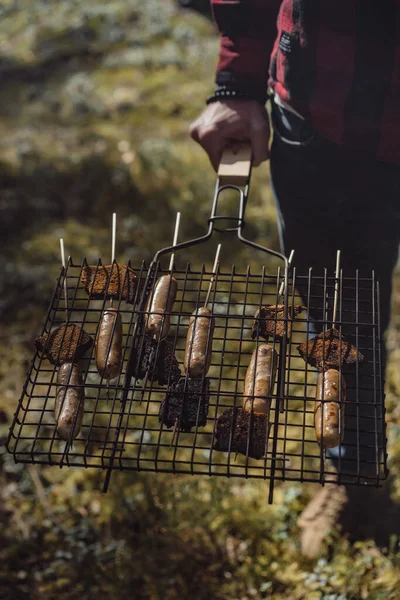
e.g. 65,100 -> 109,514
191,118 -> 229,171
189,119 -> 201,143
194,125 -> 225,171
250,115 -> 270,166
209,143 -> 224,172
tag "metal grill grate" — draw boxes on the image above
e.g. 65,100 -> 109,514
6,259 -> 388,502
5,144 -> 389,502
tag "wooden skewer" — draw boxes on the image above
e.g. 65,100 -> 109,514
168,212 -> 181,273
332,250 -> 341,329
111,212 -> 116,264
60,238 -> 68,320
204,244 -> 222,308
277,249 -> 295,301
110,213 -> 117,309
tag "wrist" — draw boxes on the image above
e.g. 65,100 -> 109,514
206,84 -> 268,106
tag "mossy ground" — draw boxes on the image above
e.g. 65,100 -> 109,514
1,1 -> 400,598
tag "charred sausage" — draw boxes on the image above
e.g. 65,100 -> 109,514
184,307 -> 214,378
314,368 -> 346,448
55,363 -> 85,441
146,275 -> 177,340
242,344 -> 277,415
95,307 -> 123,380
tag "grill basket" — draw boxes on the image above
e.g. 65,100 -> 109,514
6,146 -> 388,502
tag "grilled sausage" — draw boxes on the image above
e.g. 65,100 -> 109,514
95,307 -> 123,380
242,344 -> 277,415
55,363 -> 85,441
314,369 -> 346,448
146,275 -> 177,340
184,307 -> 214,377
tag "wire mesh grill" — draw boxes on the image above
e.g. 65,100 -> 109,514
6,258 -> 388,501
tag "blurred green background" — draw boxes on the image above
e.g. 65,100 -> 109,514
1,1 -> 400,598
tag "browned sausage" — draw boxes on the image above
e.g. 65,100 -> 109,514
242,344 -> 277,415
184,307 -> 214,377
95,307 -> 123,380
146,275 -> 177,340
55,363 -> 85,441
314,369 -> 346,448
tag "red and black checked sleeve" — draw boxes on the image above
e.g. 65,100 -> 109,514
211,0 -> 282,98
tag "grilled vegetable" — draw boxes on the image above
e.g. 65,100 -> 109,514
252,304 -> 306,341
159,377 -> 210,431
298,328 -> 363,371
35,324 -> 93,366
80,263 -> 137,304
214,407 -> 268,460
133,333 -> 181,385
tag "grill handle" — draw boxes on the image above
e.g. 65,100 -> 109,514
150,140 -> 288,268
217,142 -> 252,187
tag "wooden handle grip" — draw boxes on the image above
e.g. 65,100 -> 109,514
217,142 -> 252,186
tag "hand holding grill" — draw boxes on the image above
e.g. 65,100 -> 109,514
189,99 -> 270,171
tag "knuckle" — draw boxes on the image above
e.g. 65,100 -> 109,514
204,123 -> 221,136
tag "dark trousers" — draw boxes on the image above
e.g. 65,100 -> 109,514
270,100 -> 400,480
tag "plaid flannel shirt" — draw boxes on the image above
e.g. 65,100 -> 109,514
211,0 -> 400,165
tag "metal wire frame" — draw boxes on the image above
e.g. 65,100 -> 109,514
6,258 -> 388,502
5,179 -> 389,502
